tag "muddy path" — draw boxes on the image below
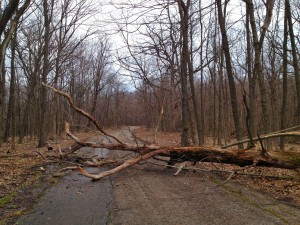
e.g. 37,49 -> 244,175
15,127 -> 300,225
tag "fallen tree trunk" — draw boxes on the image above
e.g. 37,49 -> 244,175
65,127 -> 300,180
78,144 -> 300,181
65,122 -> 300,169
44,83 -> 300,181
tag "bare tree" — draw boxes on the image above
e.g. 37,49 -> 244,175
280,3 -> 288,150
38,0 -> 53,147
177,0 -> 191,146
216,0 -> 243,148
50,0 -> 96,137
285,0 -> 300,123
3,31 -> 17,144
16,17 -> 44,143
0,0 -> 31,146
3,31 -> 17,151
244,0 -> 275,145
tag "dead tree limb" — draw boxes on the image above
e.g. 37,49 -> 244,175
64,122 -> 160,152
78,148 -> 171,180
42,83 -> 125,145
84,158 -> 125,167
221,131 -> 300,149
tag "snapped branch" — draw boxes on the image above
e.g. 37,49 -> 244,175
42,82 -> 125,145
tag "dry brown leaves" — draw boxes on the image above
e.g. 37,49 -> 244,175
0,132 -> 93,199
133,127 -> 181,146
133,127 -> 300,206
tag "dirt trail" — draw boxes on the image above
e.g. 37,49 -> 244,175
16,127 -> 300,225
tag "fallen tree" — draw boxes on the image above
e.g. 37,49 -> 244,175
43,83 -> 300,181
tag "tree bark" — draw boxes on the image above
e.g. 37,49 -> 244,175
285,0 -> 300,123
0,50 -> 5,146
3,31 -> 17,146
38,0 -> 51,147
217,43 -> 224,145
199,0 -> 205,145
216,0 -> 243,148
0,0 -> 20,37
177,0 -> 191,146
246,4 -> 255,148
280,5 -> 288,150
0,0 -> 31,146
188,28 -> 202,146
246,0 -> 272,143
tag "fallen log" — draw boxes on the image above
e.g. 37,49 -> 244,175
77,146 -> 300,180
65,121 -> 300,168
44,83 -> 300,181
66,127 -> 300,180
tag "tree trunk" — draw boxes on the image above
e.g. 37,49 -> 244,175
285,0 -> 300,123
10,31 -> 16,150
3,31 -> 17,146
199,0 -> 205,145
247,0 -> 272,144
38,0 -> 51,147
217,43 -> 224,145
0,0 -> 31,146
216,0 -> 243,148
246,4 -> 256,148
177,0 -> 191,146
0,0 -> 20,37
0,51 -> 5,147
188,40 -> 202,146
280,3 -> 288,150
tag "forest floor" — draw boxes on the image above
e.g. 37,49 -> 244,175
0,127 -> 300,224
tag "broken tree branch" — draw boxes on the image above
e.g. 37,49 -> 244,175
42,83 -> 125,145
78,148 -> 169,180
64,122 -> 160,152
221,131 -> 300,149
84,158 -> 125,167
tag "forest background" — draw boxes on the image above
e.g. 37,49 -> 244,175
0,0 -> 299,151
